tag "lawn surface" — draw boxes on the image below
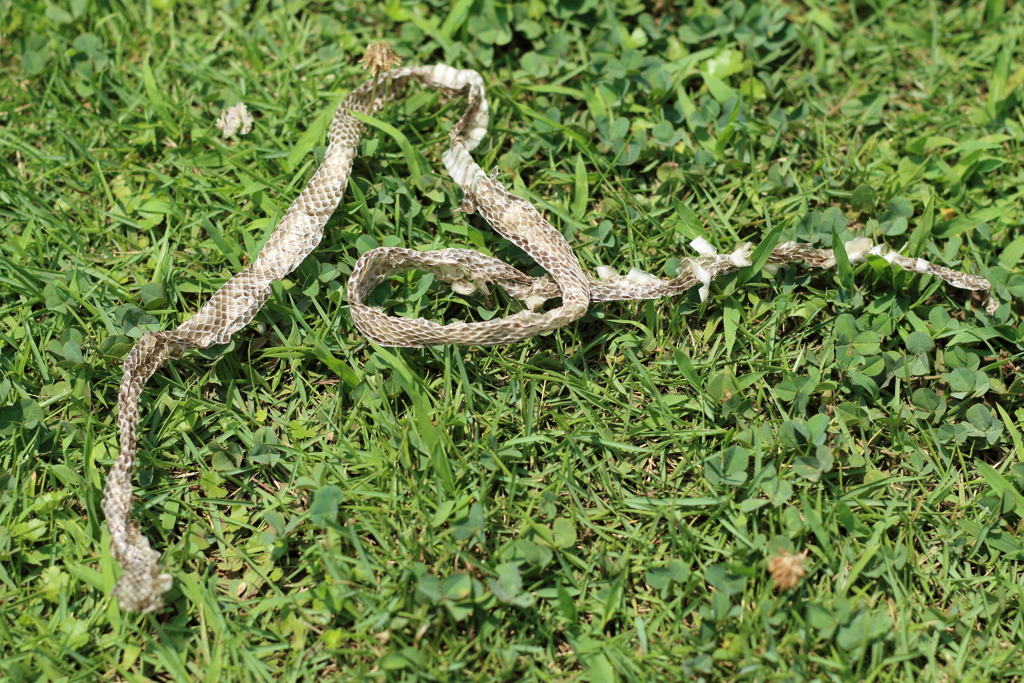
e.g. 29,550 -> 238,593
2,0 -> 1024,681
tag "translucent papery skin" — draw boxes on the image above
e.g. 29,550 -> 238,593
103,64 -> 993,613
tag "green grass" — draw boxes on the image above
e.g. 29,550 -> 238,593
2,0 -> 1024,680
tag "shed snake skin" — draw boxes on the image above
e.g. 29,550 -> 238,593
102,64 -> 994,612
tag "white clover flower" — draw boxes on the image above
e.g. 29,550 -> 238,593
215,102 -> 254,139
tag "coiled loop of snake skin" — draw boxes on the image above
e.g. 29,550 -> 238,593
103,64 -> 993,613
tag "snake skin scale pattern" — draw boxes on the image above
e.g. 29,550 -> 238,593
102,64 -> 994,613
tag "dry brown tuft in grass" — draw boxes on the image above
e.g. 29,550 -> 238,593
358,41 -> 402,76
768,549 -> 809,591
